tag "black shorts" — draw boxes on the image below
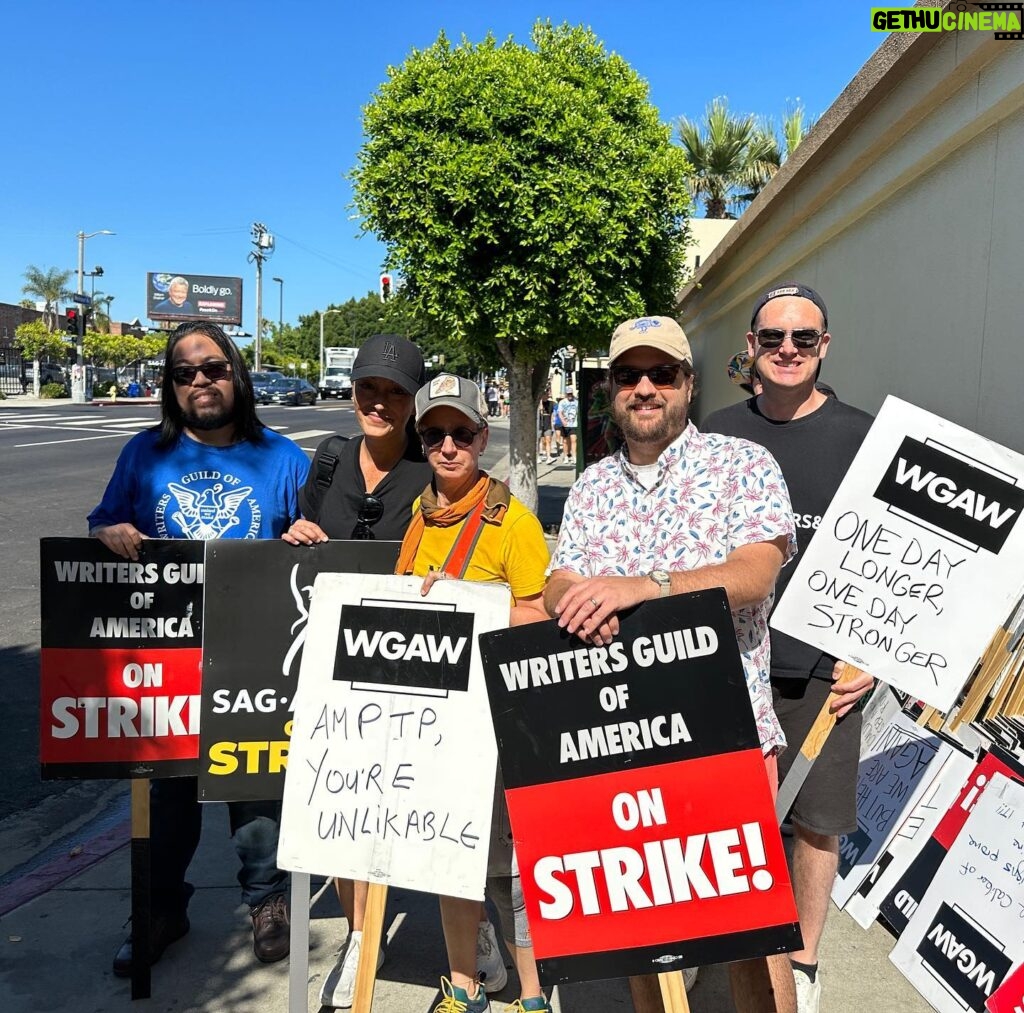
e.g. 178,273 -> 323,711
774,676 -> 862,837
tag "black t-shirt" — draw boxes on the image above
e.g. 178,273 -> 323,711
299,434 -> 431,541
702,396 -> 874,681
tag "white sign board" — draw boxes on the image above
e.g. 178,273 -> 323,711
845,747 -> 977,930
278,574 -> 510,900
772,397 -> 1024,712
890,773 -> 1024,1013
832,711 -> 949,909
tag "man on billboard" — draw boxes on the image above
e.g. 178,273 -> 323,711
153,276 -> 196,316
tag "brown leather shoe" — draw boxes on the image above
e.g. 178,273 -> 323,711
251,893 -> 289,963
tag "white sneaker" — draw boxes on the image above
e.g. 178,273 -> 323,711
683,967 -> 699,992
319,930 -> 385,1009
793,967 -> 821,1013
475,919 -> 508,993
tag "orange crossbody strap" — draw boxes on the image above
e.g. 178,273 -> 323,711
441,498 -> 489,578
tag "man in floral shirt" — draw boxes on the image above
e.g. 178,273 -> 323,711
544,314 -> 799,1010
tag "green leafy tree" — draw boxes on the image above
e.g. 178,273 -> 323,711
352,21 -> 690,509
84,332 -> 145,369
15,321 -> 69,397
21,265 -> 73,332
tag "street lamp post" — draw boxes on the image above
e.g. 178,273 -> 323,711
318,307 -> 343,394
73,229 -> 115,403
248,223 -> 274,372
272,277 -> 284,335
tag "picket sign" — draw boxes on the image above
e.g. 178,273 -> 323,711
890,773 -> 1024,1012
987,960 -> 1024,1013
279,574 -> 509,898
845,747 -> 976,930
478,591 -> 800,988
199,540 -> 401,802
771,397 -> 1024,713
832,711 -> 949,909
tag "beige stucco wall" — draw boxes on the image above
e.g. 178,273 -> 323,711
679,19 -> 1024,453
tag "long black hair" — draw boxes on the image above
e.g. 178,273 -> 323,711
156,321 -> 264,448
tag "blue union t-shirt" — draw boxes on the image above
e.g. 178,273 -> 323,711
88,428 -> 310,540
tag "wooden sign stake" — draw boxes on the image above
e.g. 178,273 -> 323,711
130,778 -> 151,1000
351,882 -> 388,1013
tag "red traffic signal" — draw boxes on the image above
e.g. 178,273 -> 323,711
380,274 -> 392,301
65,308 -> 80,335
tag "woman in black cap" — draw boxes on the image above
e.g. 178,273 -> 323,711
284,334 -> 429,547
282,333 -> 430,1008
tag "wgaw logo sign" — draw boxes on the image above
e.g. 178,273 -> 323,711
916,902 -> 1012,1009
875,437 -> 1024,552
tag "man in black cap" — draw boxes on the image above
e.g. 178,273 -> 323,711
702,283 -> 875,1013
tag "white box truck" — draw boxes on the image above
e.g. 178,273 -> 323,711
319,346 -> 359,399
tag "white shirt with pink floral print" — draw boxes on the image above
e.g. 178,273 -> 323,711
552,422 -> 797,755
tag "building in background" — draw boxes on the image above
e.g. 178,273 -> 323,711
679,15 -> 1024,454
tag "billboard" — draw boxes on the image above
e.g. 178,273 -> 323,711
147,272 -> 243,325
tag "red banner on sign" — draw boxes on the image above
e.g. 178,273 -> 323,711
508,750 -> 797,961
987,960 -> 1024,1013
40,647 -> 202,765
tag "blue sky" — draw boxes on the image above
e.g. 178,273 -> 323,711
3,1 -> 890,334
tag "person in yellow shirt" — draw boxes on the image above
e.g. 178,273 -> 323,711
395,373 -> 551,1013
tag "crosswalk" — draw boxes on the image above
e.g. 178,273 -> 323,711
0,410 -> 338,451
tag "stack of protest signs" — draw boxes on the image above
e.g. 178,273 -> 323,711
769,397 -> 1024,1009
478,589 -> 800,985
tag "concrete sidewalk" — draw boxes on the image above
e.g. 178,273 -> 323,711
0,439 -> 930,1013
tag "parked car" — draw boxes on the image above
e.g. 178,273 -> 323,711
268,376 -> 317,406
250,371 -> 279,404
25,362 -> 66,385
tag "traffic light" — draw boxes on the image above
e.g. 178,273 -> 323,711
380,274 -> 392,301
65,308 -> 80,335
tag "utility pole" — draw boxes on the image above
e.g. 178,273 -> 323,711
72,229 -> 114,403
248,223 -> 274,371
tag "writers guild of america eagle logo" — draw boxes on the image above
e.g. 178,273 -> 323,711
165,481 -> 256,539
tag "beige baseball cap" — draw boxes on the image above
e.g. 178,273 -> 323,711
607,316 -> 692,366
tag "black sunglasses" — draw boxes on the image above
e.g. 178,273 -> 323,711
610,364 -> 685,388
419,426 -> 480,449
351,493 -> 384,540
754,328 -> 823,350
171,361 -> 233,385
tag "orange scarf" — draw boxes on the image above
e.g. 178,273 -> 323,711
395,472 -> 510,576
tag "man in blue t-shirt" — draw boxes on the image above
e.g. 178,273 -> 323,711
89,321 -> 309,977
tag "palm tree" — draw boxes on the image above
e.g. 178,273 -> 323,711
22,265 -> 73,332
677,98 -> 777,219
751,104 -> 817,197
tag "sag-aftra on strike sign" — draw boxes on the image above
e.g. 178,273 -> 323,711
772,397 -> 1024,712
479,590 -> 800,985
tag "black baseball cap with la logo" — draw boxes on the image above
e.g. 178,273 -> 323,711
351,334 -> 426,395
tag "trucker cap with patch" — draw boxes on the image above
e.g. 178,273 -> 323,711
414,373 -> 488,427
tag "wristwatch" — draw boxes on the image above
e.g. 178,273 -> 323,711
648,569 -> 671,597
